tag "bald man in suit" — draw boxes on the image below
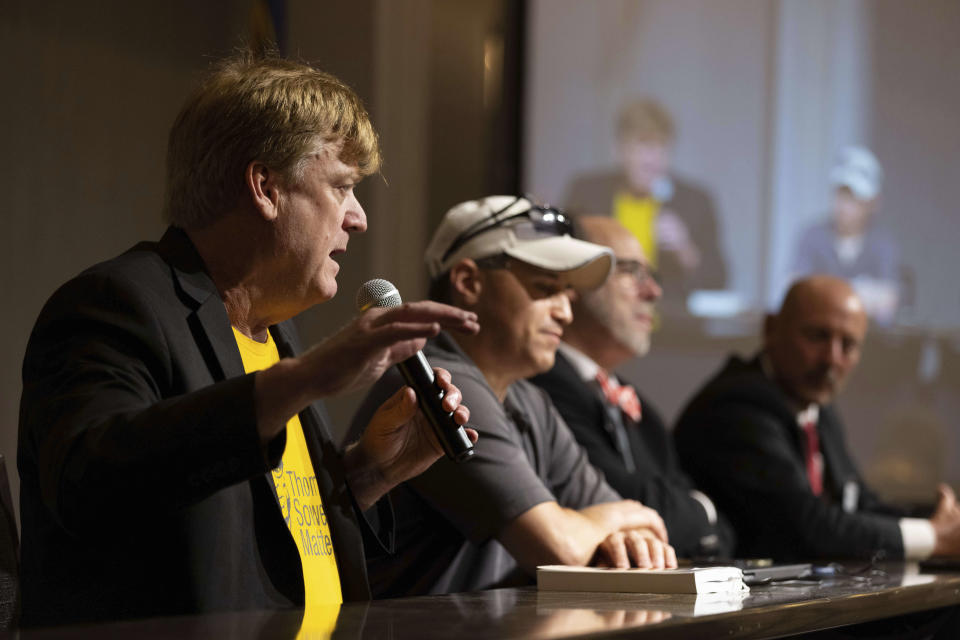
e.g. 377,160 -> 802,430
674,276 -> 960,561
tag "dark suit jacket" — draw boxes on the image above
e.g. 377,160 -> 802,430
563,169 -> 727,300
18,227 -> 378,627
673,355 -> 905,561
530,353 -> 734,558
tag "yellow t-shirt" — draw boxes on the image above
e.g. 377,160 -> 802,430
613,191 -> 660,268
232,327 -> 343,614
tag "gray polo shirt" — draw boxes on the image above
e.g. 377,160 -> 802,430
348,332 -> 620,597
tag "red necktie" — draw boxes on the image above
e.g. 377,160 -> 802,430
801,417 -> 823,496
595,369 -> 642,422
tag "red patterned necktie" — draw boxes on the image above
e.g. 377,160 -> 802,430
595,369 -> 642,422
801,417 -> 823,496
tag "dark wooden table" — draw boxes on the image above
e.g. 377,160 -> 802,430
13,563 -> 960,639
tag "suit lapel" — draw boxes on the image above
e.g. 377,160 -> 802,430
193,299 -> 246,380
744,356 -> 808,460
554,354 -> 617,440
554,352 -> 638,473
159,226 -> 245,382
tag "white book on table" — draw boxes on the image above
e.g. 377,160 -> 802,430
536,565 -> 749,595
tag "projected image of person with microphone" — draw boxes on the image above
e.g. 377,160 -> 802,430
17,54 -> 478,628
350,196 -> 677,599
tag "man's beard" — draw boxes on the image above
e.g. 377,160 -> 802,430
585,290 -> 651,357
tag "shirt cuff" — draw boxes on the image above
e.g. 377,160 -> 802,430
688,489 -> 718,525
898,518 -> 936,560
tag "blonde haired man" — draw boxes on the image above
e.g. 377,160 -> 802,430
18,55 -> 477,626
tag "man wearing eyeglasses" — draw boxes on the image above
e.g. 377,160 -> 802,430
530,216 -> 734,559
349,196 -> 676,598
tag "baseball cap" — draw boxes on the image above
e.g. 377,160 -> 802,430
424,196 -> 613,290
830,146 -> 883,200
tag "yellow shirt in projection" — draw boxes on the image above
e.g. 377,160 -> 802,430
613,192 -> 660,269
232,327 -> 343,615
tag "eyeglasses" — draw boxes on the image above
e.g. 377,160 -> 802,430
440,195 -> 575,264
614,258 -> 659,286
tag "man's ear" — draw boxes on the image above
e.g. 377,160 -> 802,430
245,161 -> 282,221
449,259 -> 483,307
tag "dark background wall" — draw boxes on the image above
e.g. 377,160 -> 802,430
2,1 -> 249,524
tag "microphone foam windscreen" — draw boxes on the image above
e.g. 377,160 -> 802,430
356,278 -> 402,311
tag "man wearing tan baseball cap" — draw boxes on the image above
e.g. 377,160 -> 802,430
350,195 -> 676,598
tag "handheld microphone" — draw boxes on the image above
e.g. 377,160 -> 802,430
356,279 -> 476,463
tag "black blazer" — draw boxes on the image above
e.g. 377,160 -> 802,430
18,227 -> 376,627
673,355 -> 904,561
530,353 -> 734,558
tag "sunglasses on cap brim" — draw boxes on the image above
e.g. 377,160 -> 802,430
441,196 -> 575,264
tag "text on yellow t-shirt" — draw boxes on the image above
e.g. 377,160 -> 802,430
232,327 -> 343,610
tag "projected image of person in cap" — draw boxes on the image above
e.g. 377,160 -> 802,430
791,146 -> 902,324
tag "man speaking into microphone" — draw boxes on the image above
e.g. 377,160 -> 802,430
17,53 -> 478,627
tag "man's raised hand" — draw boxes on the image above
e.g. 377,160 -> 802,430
302,301 -> 479,398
